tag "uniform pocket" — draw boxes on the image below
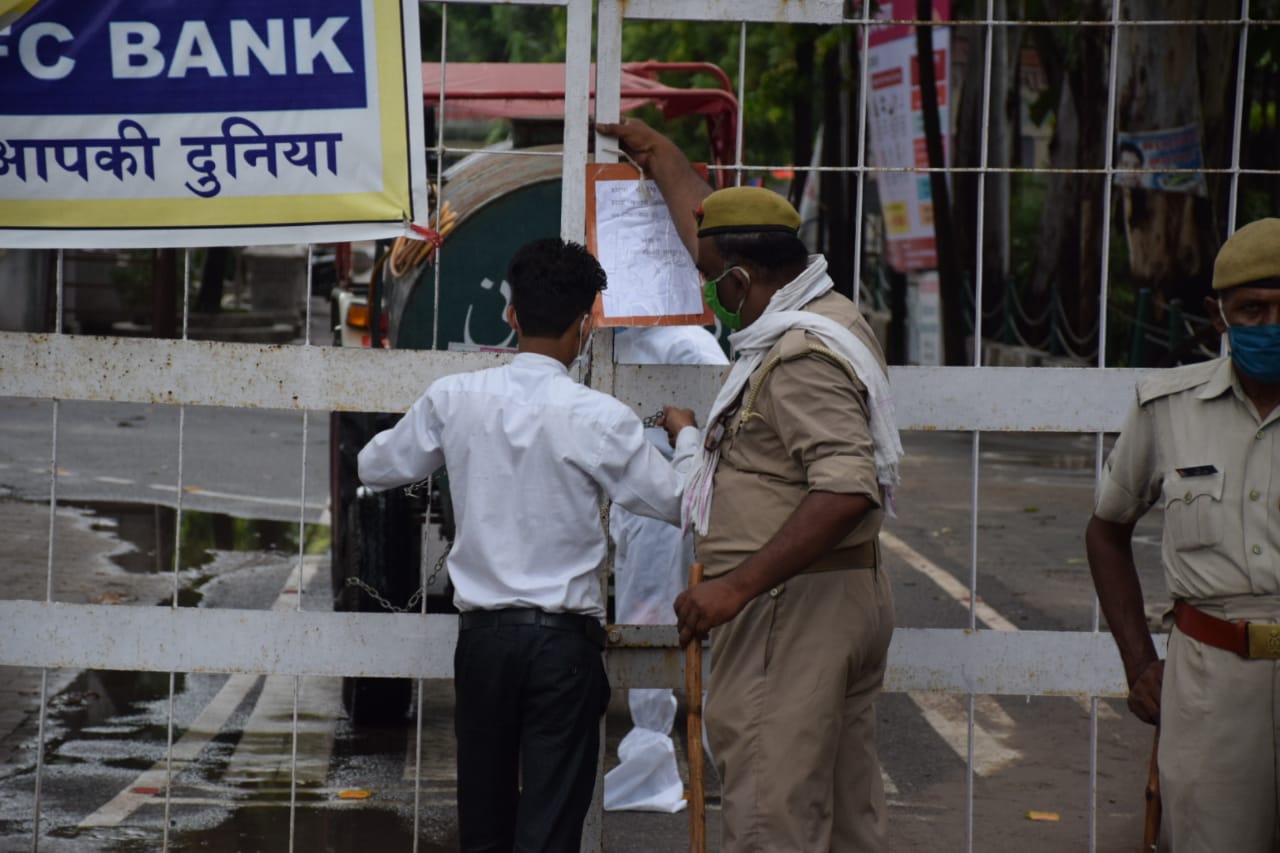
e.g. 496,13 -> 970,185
1163,471 -> 1225,550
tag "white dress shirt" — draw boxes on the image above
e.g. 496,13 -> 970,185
358,352 -> 699,620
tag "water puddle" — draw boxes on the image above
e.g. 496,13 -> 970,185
66,500 -> 327,578
46,805 -> 454,852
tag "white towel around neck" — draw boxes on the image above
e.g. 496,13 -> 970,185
682,255 -> 903,534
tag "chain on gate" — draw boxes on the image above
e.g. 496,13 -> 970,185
342,475 -> 449,614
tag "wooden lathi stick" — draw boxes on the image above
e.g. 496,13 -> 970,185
686,561 -> 706,853
1143,727 -> 1161,852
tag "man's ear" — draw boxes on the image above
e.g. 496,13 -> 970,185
1205,295 -> 1226,334
505,304 -> 520,334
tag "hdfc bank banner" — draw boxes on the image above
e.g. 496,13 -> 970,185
0,0 -> 427,248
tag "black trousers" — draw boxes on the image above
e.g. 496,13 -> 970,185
454,610 -> 610,853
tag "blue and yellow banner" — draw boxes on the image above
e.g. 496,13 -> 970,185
0,0 -> 427,247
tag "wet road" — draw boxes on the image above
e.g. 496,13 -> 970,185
0,398 -> 329,524
0,400 -> 1171,852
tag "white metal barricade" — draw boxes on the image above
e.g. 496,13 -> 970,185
1,1 -> 1270,850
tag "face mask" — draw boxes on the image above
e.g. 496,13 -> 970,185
1219,301 -> 1280,384
703,266 -> 750,332
573,313 -> 594,382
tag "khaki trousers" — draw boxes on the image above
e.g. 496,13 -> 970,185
705,566 -> 895,852
1160,626 -> 1280,852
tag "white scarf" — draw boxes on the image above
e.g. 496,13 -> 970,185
682,255 -> 903,534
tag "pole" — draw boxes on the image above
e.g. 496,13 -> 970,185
686,562 -> 706,853
915,0 -> 965,366
1143,728 -> 1161,852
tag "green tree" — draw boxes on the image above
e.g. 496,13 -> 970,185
419,5 -> 568,63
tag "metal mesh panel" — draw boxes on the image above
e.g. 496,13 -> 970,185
1,1 -> 1273,850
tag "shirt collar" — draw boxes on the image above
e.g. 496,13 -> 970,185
1195,357 -> 1240,402
512,351 -> 569,374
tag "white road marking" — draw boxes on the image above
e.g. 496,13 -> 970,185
880,529 -> 1119,778
910,693 -> 1021,777
78,672 -> 261,827
78,559 -> 323,828
224,675 -> 343,786
880,531 -> 1017,631
93,475 -> 135,485
226,559 -> 340,785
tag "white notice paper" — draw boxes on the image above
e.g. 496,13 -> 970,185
594,179 -> 704,320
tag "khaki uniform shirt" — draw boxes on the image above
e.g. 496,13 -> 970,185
1094,357 -> 1280,612
697,291 -> 886,578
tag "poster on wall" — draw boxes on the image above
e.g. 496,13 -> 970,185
1114,125 -> 1209,197
866,0 -> 951,273
0,0 -> 428,248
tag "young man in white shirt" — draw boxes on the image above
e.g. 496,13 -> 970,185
358,237 -> 699,853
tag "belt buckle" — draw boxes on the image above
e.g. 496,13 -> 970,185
1246,622 -> 1280,659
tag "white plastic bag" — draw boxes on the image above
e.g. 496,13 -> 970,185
603,728 -> 688,813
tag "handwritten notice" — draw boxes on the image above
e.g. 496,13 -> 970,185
595,179 -> 703,318
586,164 -> 711,327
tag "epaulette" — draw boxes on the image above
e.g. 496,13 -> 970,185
774,327 -> 819,363
743,334 -> 864,425
1136,359 -> 1223,406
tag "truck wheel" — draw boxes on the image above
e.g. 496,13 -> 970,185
342,674 -> 412,728
339,453 -> 421,726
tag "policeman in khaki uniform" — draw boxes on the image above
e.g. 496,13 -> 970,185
600,117 -> 902,852
1087,217 -> 1280,851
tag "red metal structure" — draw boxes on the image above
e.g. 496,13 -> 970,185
420,61 -> 739,185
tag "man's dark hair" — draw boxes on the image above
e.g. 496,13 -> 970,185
713,231 -> 809,281
507,238 -> 607,337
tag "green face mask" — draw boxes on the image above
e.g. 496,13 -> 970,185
703,266 -> 749,331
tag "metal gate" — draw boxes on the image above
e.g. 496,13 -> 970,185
2,1 -> 1269,850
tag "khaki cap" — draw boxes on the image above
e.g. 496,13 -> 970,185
695,186 -> 801,237
1213,218 -> 1280,290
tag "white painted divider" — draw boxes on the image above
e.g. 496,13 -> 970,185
0,332 -> 1146,432
0,600 -> 1168,699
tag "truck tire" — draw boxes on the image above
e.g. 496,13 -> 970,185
332,414 -> 421,727
341,487 -> 420,725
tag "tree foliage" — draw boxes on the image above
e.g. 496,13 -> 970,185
415,2 -> 1279,365
419,4 -> 568,63
416,3 -> 838,168
621,22 -> 837,168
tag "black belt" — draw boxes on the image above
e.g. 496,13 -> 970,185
460,608 -> 606,647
